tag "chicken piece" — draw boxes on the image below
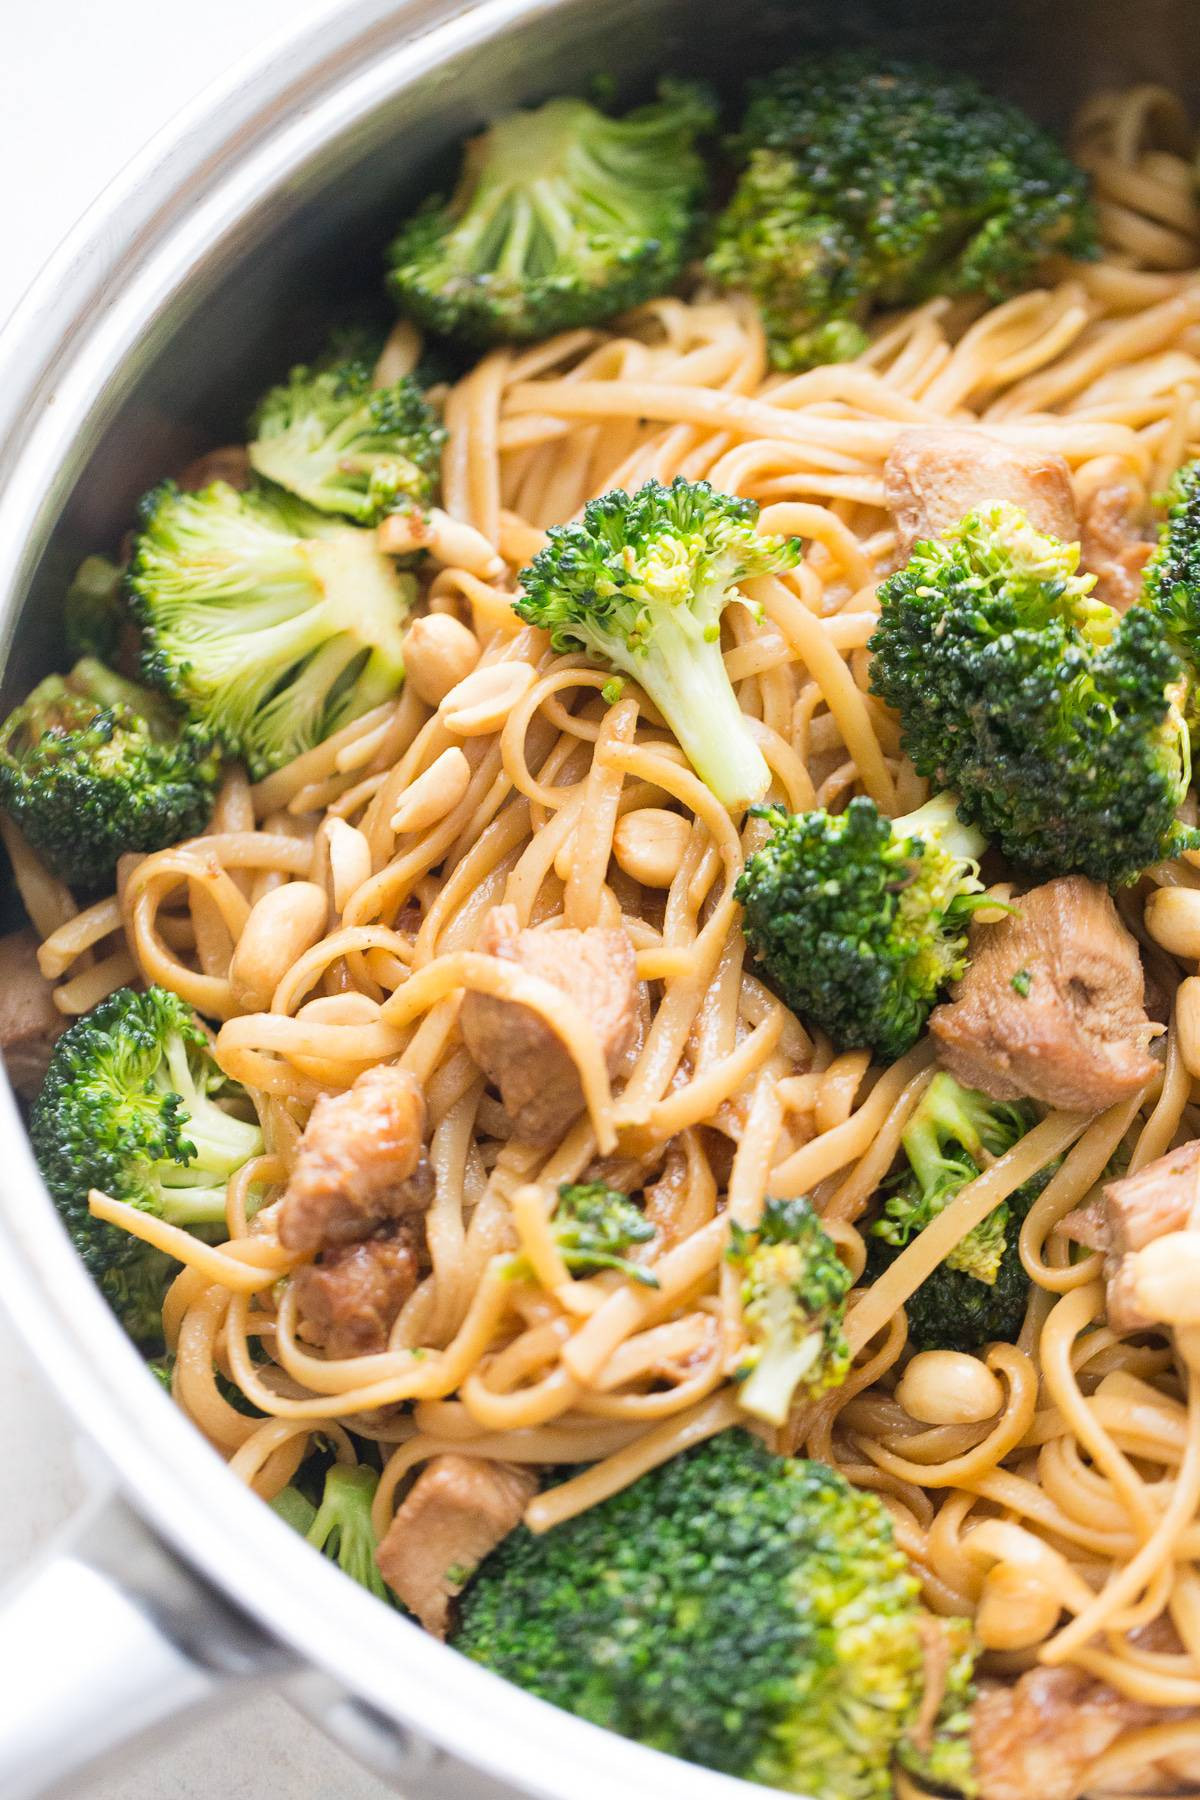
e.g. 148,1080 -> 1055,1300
376,1454 -> 536,1637
460,904 -> 638,1143
0,929 -> 67,1100
972,1668 -> 1155,1800
885,426 -> 1079,557
1061,1139 -> 1200,1333
1079,482 -> 1153,612
929,877 -> 1157,1112
292,1223 -> 421,1359
278,1064 -> 431,1253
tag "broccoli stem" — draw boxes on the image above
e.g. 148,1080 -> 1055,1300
306,1464 -> 391,1602
893,792 -> 986,868
739,1287 -> 824,1426
156,1036 -> 263,1225
635,626 -> 771,809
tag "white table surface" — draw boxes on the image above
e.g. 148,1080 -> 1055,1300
0,5 -> 401,1794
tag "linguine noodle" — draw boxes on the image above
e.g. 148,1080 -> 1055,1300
22,82 -> 1200,1795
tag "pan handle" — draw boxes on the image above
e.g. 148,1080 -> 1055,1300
0,1488 -> 289,1798
0,1487 -> 532,1800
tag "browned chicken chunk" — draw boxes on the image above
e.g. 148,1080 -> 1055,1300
460,904 -> 638,1143
376,1454 -> 537,1637
972,1668 -> 1155,1800
885,426 -> 1079,557
292,1223 -> 421,1359
0,929 -> 66,1100
1062,1138 -> 1200,1332
1079,481 -> 1153,612
278,1064 -> 431,1253
929,877 -> 1157,1112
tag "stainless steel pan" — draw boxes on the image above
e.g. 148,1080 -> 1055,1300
0,2 -> 1195,1793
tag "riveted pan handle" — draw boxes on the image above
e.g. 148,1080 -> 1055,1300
0,1488 -> 534,1800
0,1489 -> 288,1798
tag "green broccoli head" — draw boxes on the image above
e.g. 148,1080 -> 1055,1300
874,1073 -> 1033,1281
870,502 -> 1198,885
515,477 -> 800,808
64,554 -> 128,663
386,79 -> 715,346
0,657 -> 221,887
127,480 -> 414,779
708,54 -> 1095,370
29,985 -> 263,1346
735,791 -> 987,1062
302,1463 -> 393,1604
249,332 -> 445,525
550,1182 -> 657,1285
455,1429 -> 975,1798
727,1196 -> 852,1426
1144,458 -> 1200,662
868,1072 -> 1051,1354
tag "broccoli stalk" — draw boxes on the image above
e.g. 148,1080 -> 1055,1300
549,1182 -> 657,1284
735,790 -> 987,1062
868,1072 -> 1051,1353
305,1464 -> 392,1604
0,657 -> 221,887
127,480 -> 415,779
709,54 -> 1095,370
249,333 -> 445,525
870,502 -> 1198,885
29,986 -> 263,1345
455,1430 -> 976,1798
515,477 -> 801,808
727,1196 -> 852,1426
386,80 -> 716,345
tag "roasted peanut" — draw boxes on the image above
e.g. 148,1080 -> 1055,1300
895,1350 -> 1003,1425
1177,975 -> 1200,1079
229,881 -> 328,1011
613,809 -> 690,888
1145,886 -> 1200,960
391,746 -> 472,834
401,613 -> 481,705
326,817 -> 372,913
439,660 -> 535,735
975,1561 -> 1062,1651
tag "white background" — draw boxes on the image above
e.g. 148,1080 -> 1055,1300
0,4 -> 400,1795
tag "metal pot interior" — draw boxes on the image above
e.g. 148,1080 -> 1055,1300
2,0 -> 1200,1791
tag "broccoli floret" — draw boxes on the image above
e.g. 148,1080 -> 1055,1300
870,502 -> 1198,885
708,54 -> 1095,370
0,657 -> 221,887
64,554 -> 127,663
515,477 -> 800,808
1144,458 -> 1200,662
735,791 -> 987,1062
127,480 -> 415,779
867,1072 -> 1051,1354
248,333 -> 445,525
875,1074 -> 1033,1279
456,1429 -> 975,1798
300,1464 -> 393,1604
29,985 -> 263,1346
727,1196 -> 852,1426
386,79 -> 716,345
550,1182 -> 657,1284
